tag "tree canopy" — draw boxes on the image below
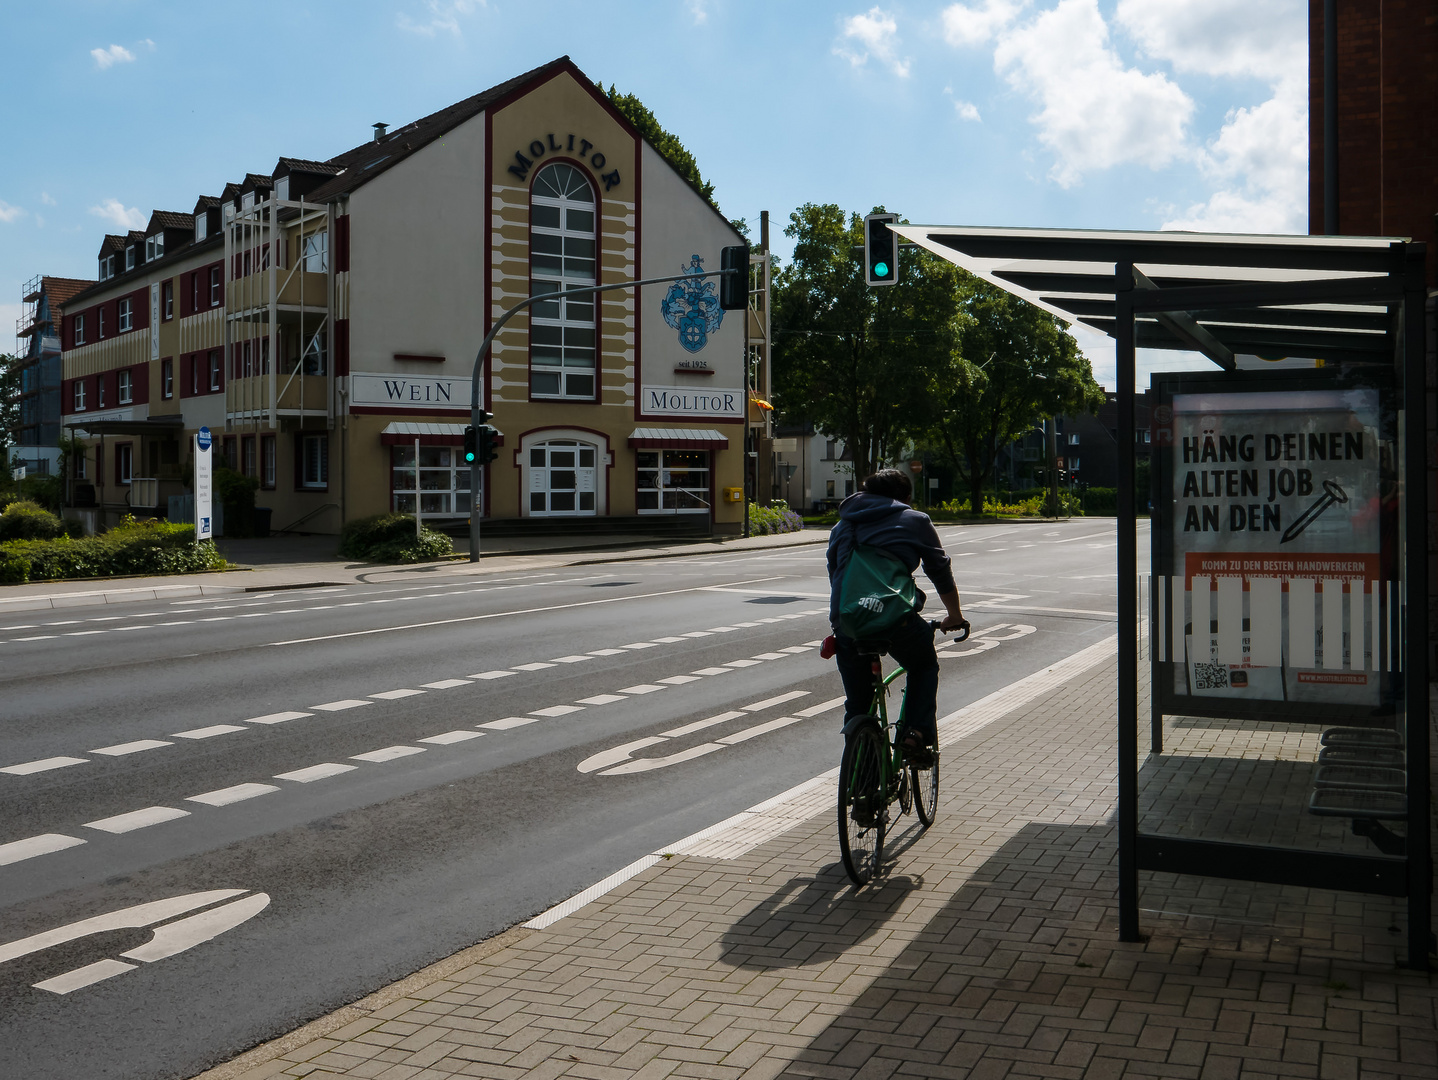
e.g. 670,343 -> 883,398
605,86 -> 716,209
771,204 -> 964,481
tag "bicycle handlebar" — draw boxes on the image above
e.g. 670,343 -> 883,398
930,618 -> 971,642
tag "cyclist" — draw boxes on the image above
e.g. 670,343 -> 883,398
825,469 -> 967,766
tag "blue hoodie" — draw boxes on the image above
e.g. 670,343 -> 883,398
827,492 -> 956,630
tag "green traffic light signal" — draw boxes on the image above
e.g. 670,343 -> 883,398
873,261 -> 889,278
864,213 -> 898,287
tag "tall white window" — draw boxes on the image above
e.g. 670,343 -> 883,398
195,213 -> 208,241
118,298 -> 132,332
528,439 -> 597,516
300,434 -> 328,489
529,163 -> 596,400
116,443 -> 132,484
302,231 -> 327,272
118,369 -> 133,404
74,380 -> 86,410
126,246 -> 136,271
74,314 -> 86,345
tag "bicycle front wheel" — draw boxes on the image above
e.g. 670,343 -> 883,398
838,720 -> 887,886
911,751 -> 940,827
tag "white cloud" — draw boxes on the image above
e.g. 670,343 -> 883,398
397,0 -> 482,37
954,100 -> 982,121
941,0 -> 1026,47
1115,0 -> 1305,81
992,0 -> 1193,186
89,198 -> 146,230
835,7 -> 911,78
40,192 -> 56,206
686,0 -> 710,24
91,44 -> 136,70
0,200 -> 24,223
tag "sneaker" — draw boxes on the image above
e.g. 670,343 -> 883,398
901,734 -> 936,768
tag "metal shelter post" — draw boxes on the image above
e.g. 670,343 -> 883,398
1115,260 -> 1140,942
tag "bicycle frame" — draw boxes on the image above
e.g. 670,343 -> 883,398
870,662 -> 910,799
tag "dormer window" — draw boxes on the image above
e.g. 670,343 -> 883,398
99,256 -> 110,280
125,246 -> 136,271
274,176 -> 289,201
195,213 -> 208,241
241,192 -> 254,210
146,233 -> 165,261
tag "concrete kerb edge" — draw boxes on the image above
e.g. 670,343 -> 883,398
186,924 -> 537,1080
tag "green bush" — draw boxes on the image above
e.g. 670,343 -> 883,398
214,466 -> 260,537
338,513 -> 453,563
0,500 -> 67,541
0,516 -> 227,583
748,500 -> 805,536
1081,487 -> 1117,515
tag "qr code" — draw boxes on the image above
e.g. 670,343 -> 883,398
1192,662 -> 1229,690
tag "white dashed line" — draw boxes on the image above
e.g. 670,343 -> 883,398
275,763 -> 356,783
421,679 -> 471,690
751,652 -> 788,661
682,631 -> 713,638
172,725 -> 247,740
530,704 -> 585,717
0,833 -> 86,866
83,807 -> 190,834
661,711 -> 744,738
370,689 -> 426,700
797,696 -> 846,717
743,690 -> 810,712
513,662 -> 556,671
690,667 -> 731,676
724,659 -> 762,668
187,783 -> 278,807
621,642 -> 658,650
479,716 -> 540,730
419,730 -> 484,745
720,716 -> 803,744
656,675 -> 701,685
587,648 -> 625,656
550,655 -> 592,663
91,740 -> 172,756
310,699 -> 373,712
34,959 -> 135,994
350,745 -> 425,763
618,684 -> 665,695
246,711 -> 311,725
469,670 -> 514,680
651,636 -> 686,643
576,694 -> 625,706
1,756 -> 89,776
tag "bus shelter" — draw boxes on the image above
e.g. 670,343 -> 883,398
894,226 -> 1431,968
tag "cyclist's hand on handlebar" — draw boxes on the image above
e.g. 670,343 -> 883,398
938,614 -> 971,641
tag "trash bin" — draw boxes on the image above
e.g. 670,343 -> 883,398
253,506 -> 273,538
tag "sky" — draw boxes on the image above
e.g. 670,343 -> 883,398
0,0 -> 1310,390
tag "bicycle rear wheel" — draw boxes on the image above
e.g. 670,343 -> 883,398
838,720 -> 887,885
911,751 -> 940,827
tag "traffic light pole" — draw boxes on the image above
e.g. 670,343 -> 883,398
467,264 -> 744,563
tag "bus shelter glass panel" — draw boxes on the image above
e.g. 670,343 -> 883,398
1143,368 -> 1407,861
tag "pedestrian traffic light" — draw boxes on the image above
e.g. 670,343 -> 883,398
864,213 -> 898,286
719,244 -> 748,310
463,426 -> 478,465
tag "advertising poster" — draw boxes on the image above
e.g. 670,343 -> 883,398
195,426 -> 213,542
1153,376 -> 1395,721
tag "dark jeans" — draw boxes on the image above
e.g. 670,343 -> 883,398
834,613 -> 939,744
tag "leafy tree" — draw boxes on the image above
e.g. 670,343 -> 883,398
605,85 -> 717,209
929,277 -> 1104,514
0,352 -> 20,465
772,204 -> 964,482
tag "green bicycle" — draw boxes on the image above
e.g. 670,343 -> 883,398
838,619 -> 967,886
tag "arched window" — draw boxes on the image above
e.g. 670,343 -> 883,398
530,163 -> 597,400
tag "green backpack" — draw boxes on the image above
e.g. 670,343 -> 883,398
838,543 -> 917,640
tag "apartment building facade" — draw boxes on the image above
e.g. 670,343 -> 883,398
59,57 -> 749,535
9,276 -> 91,477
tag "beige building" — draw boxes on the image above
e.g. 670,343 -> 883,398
60,58 -> 754,538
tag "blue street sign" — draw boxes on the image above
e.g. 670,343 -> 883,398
197,426 -> 213,451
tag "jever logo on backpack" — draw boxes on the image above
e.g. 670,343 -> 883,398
838,545 -> 917,639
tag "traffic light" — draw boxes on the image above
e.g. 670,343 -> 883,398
864,213 -> 898,286
719,244 -> 748,310
476,425 -> 498,465
463,426 -> 478,465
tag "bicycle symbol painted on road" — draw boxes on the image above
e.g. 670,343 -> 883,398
936,622 -> 1036,657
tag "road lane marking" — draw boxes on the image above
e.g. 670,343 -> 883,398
13,635 -> 57,641
513,662 -> 557,671
751,652 -> 788,660
621,642 -> 658,650
119,892 -> 271,964
187,783 -> 278,807
602,743 -> 724,775
576,694 -> 625,706
83,806 -> 190,833
652,636 -> 687,643
421,679 -> 471,689
34,959 -> 135,994
660,711 -> 744,738
275,763 -> 356,782
577,737 -> 668,773
968,603 -> 1115,617
0,833 -> 86,866
797,696 -> 846,718
92,740 -> 173,756
1050,530 -> 1114,543
743,690 -> 810,712
708,626 -> 739,632
550,655 -> 593,663
419,730 -> 484,745
246,711 -> 311,725
351,746 -> 426,763
720,715 -> 802,744
681,631 -> 713,638
779,646 -> 814,654
479,716 -> 540,730
370,689 -> 426,700
618,684 -> 665,695
690,667 -> 731,676
656,675 -> 701,685
531,704 -> 585,717
723,659 -> 762,668
309,699 -> 373,711
469,670 -> 514,680
1,756 -> 88,775
172,724 -> 247,739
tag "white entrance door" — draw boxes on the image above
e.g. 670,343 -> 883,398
528,440 -> 597,516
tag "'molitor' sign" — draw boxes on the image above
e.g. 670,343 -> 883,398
1152,376 -> 1394,719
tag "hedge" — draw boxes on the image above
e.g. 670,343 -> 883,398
0,517 -> 227,584
338,513 -> 454,563
749,501 -> 805,536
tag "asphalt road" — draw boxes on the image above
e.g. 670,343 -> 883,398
0,518 -> 1133,1079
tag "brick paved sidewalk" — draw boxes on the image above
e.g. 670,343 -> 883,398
203,651 -> 1438,1080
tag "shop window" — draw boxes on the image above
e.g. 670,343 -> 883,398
300,433 -> 328,489
529,163 -> 597,401
260,435 -> 276,489
116,443 -> 133,485
162,357 -> 173,398
528,439 -> 597,516
118,369 -> 133,404
636,449 -> 710,514
391,445 -> 474,517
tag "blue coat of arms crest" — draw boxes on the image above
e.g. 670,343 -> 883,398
661,255 -> 725,354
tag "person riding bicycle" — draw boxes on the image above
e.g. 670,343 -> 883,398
826,469 -> 967,767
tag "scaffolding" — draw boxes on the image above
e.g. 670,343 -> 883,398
222,191 -> 333,432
